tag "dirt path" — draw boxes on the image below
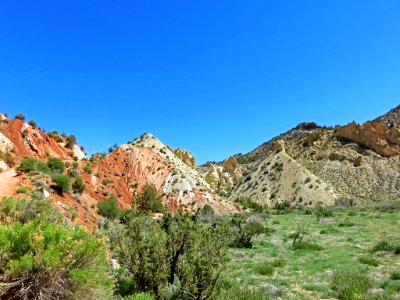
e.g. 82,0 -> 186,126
0,168 -> 19,198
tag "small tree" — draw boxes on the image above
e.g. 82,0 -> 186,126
28,120 -> 37,128
132,184 -> 164,214
14,113 -> 26,121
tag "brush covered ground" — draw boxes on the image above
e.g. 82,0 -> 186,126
223,203 -> 400,300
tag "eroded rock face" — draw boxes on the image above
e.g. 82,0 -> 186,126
205,164 -> 234,192
305,131 -> 324,146
223,156 -> 243,180
273,140 -> 285,152
173,148 -> 196,168
205,157 -> 243,192
333,121 -> 400,157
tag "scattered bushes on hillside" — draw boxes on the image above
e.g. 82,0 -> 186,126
132,184 -> 164,214
16,157 -> 50,174
98,196 -> 121,219
48,131 -> 64,142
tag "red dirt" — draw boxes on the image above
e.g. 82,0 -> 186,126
0,168 -> 20,198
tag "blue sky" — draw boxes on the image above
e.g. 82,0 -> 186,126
1,1 -> 399,163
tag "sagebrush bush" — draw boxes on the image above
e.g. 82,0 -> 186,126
0,219 -> 111,299
0,197 -> 62,225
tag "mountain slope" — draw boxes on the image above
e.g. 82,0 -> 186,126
227,105 -> 400,206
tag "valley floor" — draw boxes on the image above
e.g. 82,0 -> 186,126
222,205 -> 400,299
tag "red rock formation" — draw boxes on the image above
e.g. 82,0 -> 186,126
0,118 -> 73,161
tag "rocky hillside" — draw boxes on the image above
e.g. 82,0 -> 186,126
225,106 -> 400,207
375,105 -> 400,127
0,116 -> 237,230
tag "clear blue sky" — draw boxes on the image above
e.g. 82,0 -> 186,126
1,1 -> 399,163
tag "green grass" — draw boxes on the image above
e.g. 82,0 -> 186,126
222,205 -> 400,299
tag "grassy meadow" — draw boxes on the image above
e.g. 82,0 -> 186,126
221,204 -> 400,300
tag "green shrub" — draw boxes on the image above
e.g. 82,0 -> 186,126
218,286 -> 271,300
110,212 -> 232,299
0,220 -> 111,299
0,197 -> 62,225
372,239 -> 399,253
51,174 -> 71,195
72,177 -> 85,194
235,197 -> 267,212
230,214 -> 267,248
48,131 -> 64,142
132,184 -> 164,214
65,135 -> 77,149
255,262 -> 274,276
390,271 -> 400,280
47,157 -> 66,173
314,205 -> 333,221
293,242 -> 323,251
97,196 -> 120,219
16,186 -> 28,194
320,226 -> 339,234
16,157 -> 50,174
273,201 -> 290,211
358,256 -> 380,267
126,293 -> 155,300
331,270 -> 374,300
338,220 -> 356,227
83,164 -> 92,174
